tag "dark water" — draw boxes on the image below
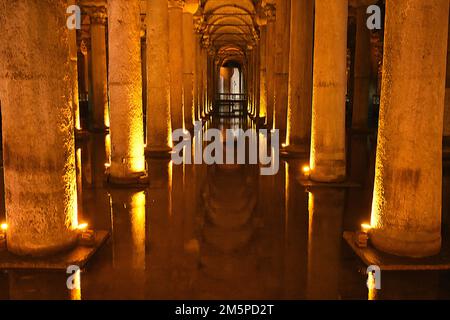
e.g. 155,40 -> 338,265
0,118 -> 449,300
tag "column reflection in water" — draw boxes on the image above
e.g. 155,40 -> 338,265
283,160 -> 308,299
307,188 -> 345,299
8,271 -> 69,300
83,133 -> 111,230
109,189 -> 146,298
146,159 -> 175,299
199,164 -> 265,299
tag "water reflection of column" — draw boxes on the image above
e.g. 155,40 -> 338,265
307,188 -> 345,299
8,271 -> 69,300
109,189 -> 146,298
283,161 -> 308,299
200,165 -> 261,298
145,159 -> 173,298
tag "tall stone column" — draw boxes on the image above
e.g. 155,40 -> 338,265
146,0 -> 172,156
107,0 -> 147,184
310,0 -> 348,182
169,0 -> 185,131
183,12 -> 195,131
265,4 -> 276,128
370,0 -> 449,257
259,25 -> 268,122
90,6 -> 110,131
351,5 -> 372,130
444,16 -> 450,144
0,0 -> 78,256
69,0 -> 81,131
274,0 -> 290,139
284,0 -> 314,155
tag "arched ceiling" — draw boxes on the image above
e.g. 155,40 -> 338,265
195,0 -> 266,66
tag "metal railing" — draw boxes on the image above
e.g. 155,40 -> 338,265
214,93 -> 247,117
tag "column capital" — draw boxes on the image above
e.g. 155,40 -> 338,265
168,0 -> 185,10
265,3 -> 276,22
83,5 -> 107,25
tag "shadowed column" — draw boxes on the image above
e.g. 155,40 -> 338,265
351,5 -> 372,130
89,6 -> 110,132
169,0 -> 185,131
284,0 -> 314,155
107,0 -> 147,185
265,4 -> 276,129
183,10 -> 196,132
146,0 -> 173,157
370,0 -> 449,257
310,0 -> 348,182
274,0 -> 290,141
0,0 -> 78,256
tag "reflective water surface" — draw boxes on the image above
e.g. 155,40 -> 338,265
0,117 -> 449,300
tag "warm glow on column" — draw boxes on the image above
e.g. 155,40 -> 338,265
0,223 -> 7,231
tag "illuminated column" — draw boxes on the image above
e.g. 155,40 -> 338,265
351,5 -> 372,130
146,0 -> 172,156
274,0 -> 290,140
310,0 -> 348,182
183,11 -> 195,131
259,25 -> 268,121
107,0 -> 147,184
69,0 -> 81,131
0,0 -> 78,256
169,0 -> 185,131
444,17 -> 450,142
194,34 -> 201,121
90,6 -> 110,131
370,0 -> 449,257
265,4 -> 276,128
285,0 -> 314,154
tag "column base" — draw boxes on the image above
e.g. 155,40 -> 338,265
280,144 -> 309,158
145,147 -> 173,159
0,230 -> 109,270
369,228 -> 441,258
309,159 -> 346,183
106,172 -> 149,188
90,126 -> 110,134
343,231 -> 450,270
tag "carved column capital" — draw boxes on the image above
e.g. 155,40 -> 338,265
265,3 -> 276,22
168,0 -> 185,10
83,5 -> 107,25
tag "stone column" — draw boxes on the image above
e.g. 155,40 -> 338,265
351,6 -> 372,130
107,0 -> 147,184
146,0 -> 172,156
310,0 -> 348,182
169,0 -> 185,131
90,6 -> 110,131
265,4 -> 276,128
0,0 -> 78,256
274,0 -> 290,139
370,0 -> 449,257
259,25 -> 268,122
284,0 -> 314,155
183,12 -> 195,131
444,16 -> 450,144
68,0 -> 81,131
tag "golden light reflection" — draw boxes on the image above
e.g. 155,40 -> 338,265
69,270 -> 82,301
105,133 -> 111,166
130,191 -> 146,269
367,272 -> 378,301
